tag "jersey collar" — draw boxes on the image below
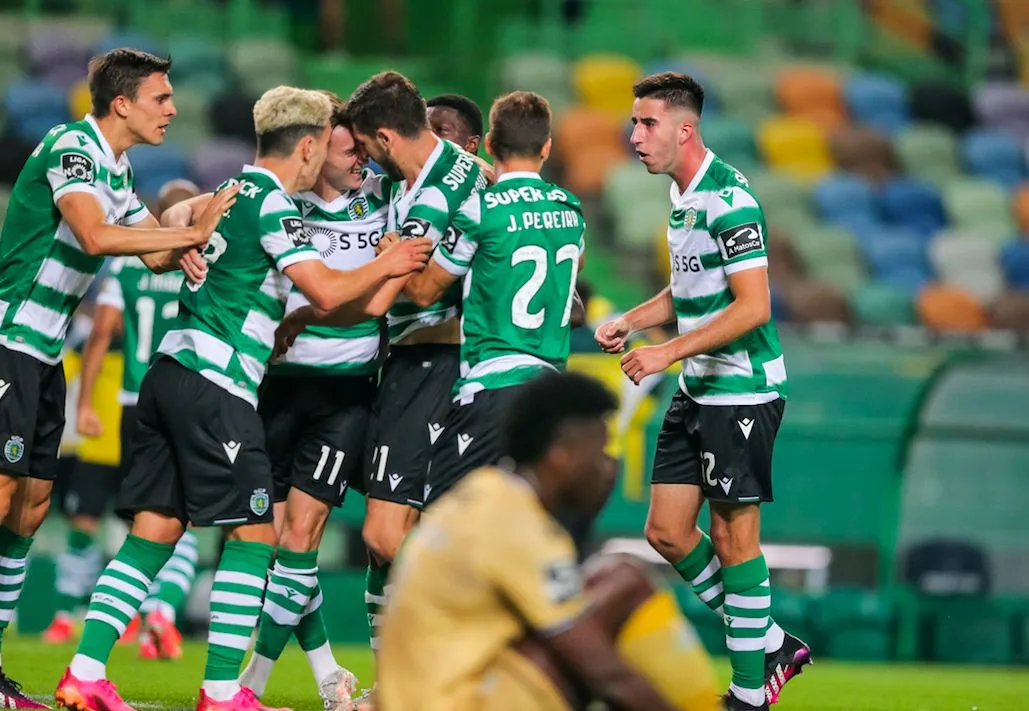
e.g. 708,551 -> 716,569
242,164 -> 287,193
83,114 -> 118,165
497,171 -> 540,183
402,135 -> 445,197
670,148 -> 714,204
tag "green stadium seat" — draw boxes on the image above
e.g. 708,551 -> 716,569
602,162 -> 670,248
500,52 -> 572,110
810,588 -> 895,660
791,226 -> 867,294
919,360 -> 1029,435
702,117 -> 758,171
227,39 -> 297,96
941,178 -> 1015,242
851,282 -> 916,325
745,169 -> 812,231
690,57 -> 776,125
895,124 -> 961,187
165,88 -> 213,150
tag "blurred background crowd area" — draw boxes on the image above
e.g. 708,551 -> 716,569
3,0 -> 1029,667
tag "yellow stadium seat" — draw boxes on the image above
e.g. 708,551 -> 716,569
571,54 -> 643,120
655,224 -> 670,283
757,115 -> 835,183
69,79 -> 91,121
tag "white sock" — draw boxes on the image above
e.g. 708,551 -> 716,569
202,680 -> 240,702
306,642 -> 339,687
729,683 -> 766,708
239,653 -> 275,697
765,622 -> 785,653
69,654 -> 105,682
155,601 -> 176,623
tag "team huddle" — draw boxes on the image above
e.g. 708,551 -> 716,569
0,46 -> 810,711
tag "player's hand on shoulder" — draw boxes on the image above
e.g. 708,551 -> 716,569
179,247 -> 207,285
620,343 -> 674,385
595,316 -> 632,353
77,404 -> 103,438
379,236 -> 432,277
192,183 -> 241,244
375,231 -> 401,256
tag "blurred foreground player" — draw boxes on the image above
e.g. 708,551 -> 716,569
371,372 -> 721,711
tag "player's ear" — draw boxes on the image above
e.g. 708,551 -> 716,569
540,137 -> 553,162
111,95 -> 131,119
376,128 -> 393,149
484,132 -> 496,159
466,136 -> 481,155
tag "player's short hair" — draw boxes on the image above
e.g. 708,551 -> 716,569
343,71 -> 428,139
253,86 -> 332,158
88,48 -> 172,119
632,71 -> 704,115
502,371 -> 617,465
426,93 -> 484,138
318,90 -> 348,128
488,91 -> 551,162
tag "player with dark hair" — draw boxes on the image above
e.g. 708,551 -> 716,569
426,93 -> 483,154
595,72 -> 811,710
0,47 -> 233,707
334,71 -> 488,650
372,371 -> 722,711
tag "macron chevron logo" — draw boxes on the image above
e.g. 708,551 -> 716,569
222,440 -> 241,464
737,418 -> 754,440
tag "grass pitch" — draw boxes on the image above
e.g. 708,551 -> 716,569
7,636 -> 1029,710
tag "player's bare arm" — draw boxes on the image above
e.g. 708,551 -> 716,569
57,183 -> 238,258
546,617 -> 679,711
595,285 -> 675,354
620,266 -> 771,385
76,303 -> 123,438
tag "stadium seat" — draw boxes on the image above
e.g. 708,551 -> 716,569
757,116 -> 834,182
810,588 -> 896,661
645,59 -> 718,114
989,291 -> 1029,331
878,177 -> 946,238
26,29 -> 92,76
746,169 -> 814,231
942,178 -> 1016,242
962,128 -> 1027,188
929,232 -> 1005,301
570,54 -> 642,120
500,52 -> 572,111
895,124 -> 961,187
563,145 -> 629,197
166,88 -> 213,149
167,37 -> 226,83
910,80 -> 976,134
780,280 -> 853,322
603,162 -> 670,247
851,282 -> 916,325
227,39 -> 297,96
190,138 -> 253,190
845,72 -> 909,135
701,62 -> 775,125
4,81 -> 71,143
828,125 -> 899,183
1000,240 -> 1029,289
93,31 -> 164,58
879,264 -> 935,296
209,90 -> 259,144
554,106 -> 625,166
68,79 -> 91,121
775,65 -> 848,131
128,143 -> 190,197
973,81 -> 1029,130
700,116 -> 756,170
811,173 -> 877,225
859,227 -> 930,278
791,225 -> 867,295
916,283 -> 988,331
43,63 -> 87,91
1013,184 -> 1029,233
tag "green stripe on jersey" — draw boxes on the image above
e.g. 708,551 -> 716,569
666,151 -> 786,404
158,165 -> 319,407
0,116 -> 150,364
386,139 -> 487,344
271,169 -> 391,377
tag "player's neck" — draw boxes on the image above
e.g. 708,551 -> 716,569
92,115 -> 137,159
397,131 -> 441,185
311,176 -> 344,203
254,157 -> 304,194
671,140 -> 710,193
517,466 -> 559,512
494,157 -> 542,179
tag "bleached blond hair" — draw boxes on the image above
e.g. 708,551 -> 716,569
253,86 -> 331,156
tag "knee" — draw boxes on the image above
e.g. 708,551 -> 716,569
709,526 -> 733,558
13,495 -> 51,537
645,518 -> 693,563
362,516 -> 406,563
279,518 -> 318,553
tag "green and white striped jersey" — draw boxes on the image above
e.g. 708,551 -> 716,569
387,138 -> 487,343
271,169 -> 391,377
96,257 -> 183,405
436,172 -> 585,403
667,150 -> 787,405
0,115 -> 151,364
157,165 -> 320,407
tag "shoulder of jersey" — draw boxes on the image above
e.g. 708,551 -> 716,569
48,122 -> 101,156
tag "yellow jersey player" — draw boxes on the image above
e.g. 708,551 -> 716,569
372,371 -> 723,711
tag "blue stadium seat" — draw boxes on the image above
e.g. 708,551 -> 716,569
878,177 -> 946,238
878,264 -> 934,295
845,73 -> 909,135
962,128 -> 1026,188
127,143 -> 190,197
812,173 -> 877,225
1000,241 -> 1029,290
859,228 -> 930,278
3,81 -> 70,143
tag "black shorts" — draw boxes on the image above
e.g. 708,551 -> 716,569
423,385 -> 525,507
260,372 -> 376,507
0,345 -> 66,480
365,344 -> 459,508
118,404 -> 139,478
64,460 -> 121,518
651,390 -> 785,503
116,357 -> 274,527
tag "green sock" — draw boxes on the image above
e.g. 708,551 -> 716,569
55,528 -> 100,616
295,581 -> 328,652
672,533 -> 726,615
140,530 -> 198,621
365,561 -> 389,651
722,556 -> 772,707
203,540 -> 275,687
71,534 -> 174,675
0,526 -> 32,652
253,548 -> 319,662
